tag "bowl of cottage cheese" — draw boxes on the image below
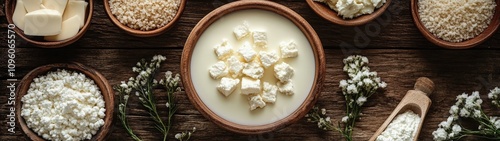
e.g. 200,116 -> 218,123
15,62 -> 114,141
306,0 -> 391,26
181,0 -> 325,134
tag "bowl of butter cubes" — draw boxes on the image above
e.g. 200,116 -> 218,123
6,0 -> 93,48
181,1 -> 326,134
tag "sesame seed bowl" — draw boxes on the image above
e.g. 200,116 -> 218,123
306,0 -> 392,26
411,0 -> 500,49
15,62 -> 114,141
104,0 -> 186,37
5,0 -> 94,48
181,1 -> 325,134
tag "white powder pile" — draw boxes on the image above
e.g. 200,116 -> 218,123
21,69 -> 106,141
376,110 -> 421,141
109,0 -> 181,31
418,0 -> 496,42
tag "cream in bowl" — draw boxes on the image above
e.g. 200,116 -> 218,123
181,1 -> 325,134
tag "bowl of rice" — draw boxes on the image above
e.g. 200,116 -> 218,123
104,0 -> 186,37
16,62 -> 114,141
412,0 -> 500,49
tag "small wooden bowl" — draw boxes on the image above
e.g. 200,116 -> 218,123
15,62 -> 114,141
5,0 -> 94,48
306,0 -> 391,26
103,0 -> 186,37
181,1 -> 325,134
411,0 -> 500,49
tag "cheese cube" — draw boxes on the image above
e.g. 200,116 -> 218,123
23,0 -> 42,13
249,94 -> 266,110
241,77 -> 261,95
280,40 -> 299,58
217,77 -> 240,96
63,1 -> 88,28
209,61 -> 228,79
259,51 -> 280,68
252,31 -> 267,47
43,0 -> 68,14
262,82 -> 278,103
238,42 -> 257,62
227,56 -> 245,78
242,61 -> 264,79
13,0 -> 27,31
214,40 -> 233,60
277,80 -> 294,95
24,9 -> 62,36
274,62 -> 294,82
233,22 -> 250,40
44,15 -> 81,41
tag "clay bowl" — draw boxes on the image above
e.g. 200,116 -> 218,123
306,0 -> 391,26
15,62 -> 114,141
5,0 -> 93,48
103,0 -> 186,37
411,0 -> 500,49
181,0 -> 325,134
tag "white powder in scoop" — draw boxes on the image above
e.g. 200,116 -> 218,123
376,110 -> 421,141
21,69 -> 106,141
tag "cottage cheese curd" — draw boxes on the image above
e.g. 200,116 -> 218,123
314,0 -> 386,19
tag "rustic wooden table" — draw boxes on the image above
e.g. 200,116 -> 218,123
2,0 -> 500,140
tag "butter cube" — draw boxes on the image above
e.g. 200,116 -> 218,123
262,82 -> 278,103
277,80 -> 294,95
274,62 -> 294,82
280,40 -> 299,58
249,94 -> 266,110
13,0 -> 28,31
238,42 -> 257,62
23,0 -> 42,12
45,15 -> 81,41
233,22 -> 250,40
24,9 -> 62,36
214,40 -> 233,60
252,31 -> 267,47
259,51 -> 280,68
63,1 -> 88,28
242,61 -> 264,79
209,61 -> 229,79
227,56 -> 245,78
241,77 -> 261,95
217,77 -> 240,96
43,0 -> 68,14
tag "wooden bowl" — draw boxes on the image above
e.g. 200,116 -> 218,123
5,0 -> 93,48
15,62 -> 114,141
181,1 -> 325,134
103,0 -> 186,37
306,0 -> 391,26
411,0 -> 500,49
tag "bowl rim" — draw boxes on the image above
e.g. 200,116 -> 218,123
180,0 -> 326,134
5,0 -> 94,48
306,0 -> 392,26
103,0 -> 187,37
15,62 -> 114,141
411,0 -> 500,49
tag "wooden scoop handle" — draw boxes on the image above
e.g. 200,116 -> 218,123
413,77 -> 434,96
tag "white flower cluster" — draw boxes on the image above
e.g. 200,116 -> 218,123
305,106 -> 332,130
488,87 -> 500,108
174,127 -> 196,141
433,91 -> 500,141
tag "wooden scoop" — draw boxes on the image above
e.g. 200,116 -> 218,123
369,77 -> 435,141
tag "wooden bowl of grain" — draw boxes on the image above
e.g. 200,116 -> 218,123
411,0 -> 500,49
16,62 -> 114,141
5,0 -> 93,48
181,0 -> 325,134
104,0 -> 186,37
306,0 -> 392,26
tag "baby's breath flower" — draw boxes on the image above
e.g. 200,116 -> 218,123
342,116 -> 349,123
175,133 -> 182,139
166,102 -> 170,108
488,87 -> 500,108
356,96 -> 367,106
321,108 -> 326,115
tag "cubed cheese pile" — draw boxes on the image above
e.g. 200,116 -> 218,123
12,0 -> 88,41
209,22 -> 299,111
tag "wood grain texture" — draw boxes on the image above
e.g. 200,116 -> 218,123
0,0 -> 500,141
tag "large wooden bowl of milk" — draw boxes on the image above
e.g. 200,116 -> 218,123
181,1 -> 325,134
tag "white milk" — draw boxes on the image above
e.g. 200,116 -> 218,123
190,9 -> 316,126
